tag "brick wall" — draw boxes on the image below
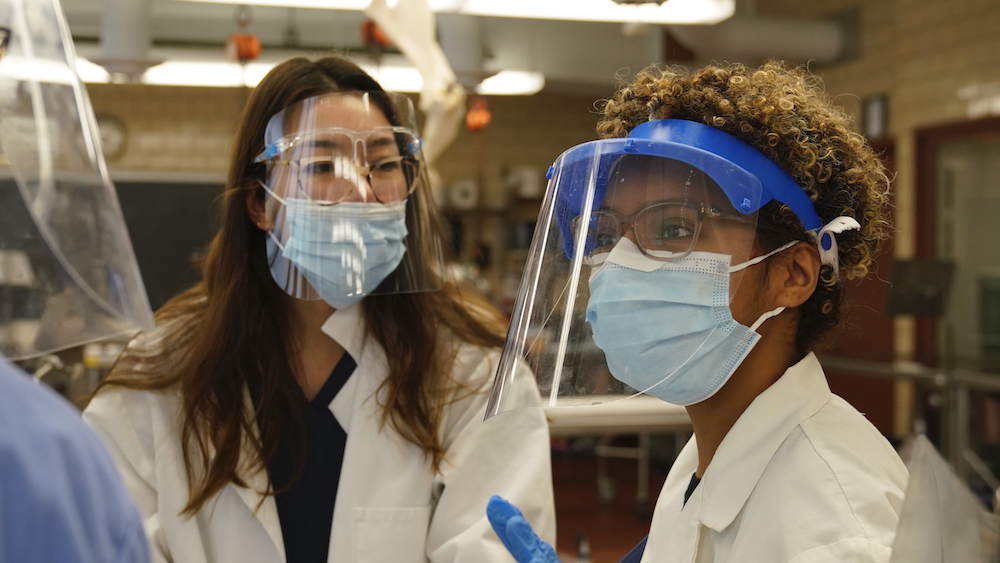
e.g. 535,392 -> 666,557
87,84 -> 248,176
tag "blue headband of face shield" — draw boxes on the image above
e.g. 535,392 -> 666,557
552,118 -> 823,258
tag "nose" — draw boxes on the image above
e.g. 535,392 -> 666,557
353,139 -> 367,165
315,155 -> 372,203
620,221 -> 640,246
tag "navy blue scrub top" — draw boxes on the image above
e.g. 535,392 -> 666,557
268,353 -> 356,563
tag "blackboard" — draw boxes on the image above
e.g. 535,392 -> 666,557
115,182 -> 223,310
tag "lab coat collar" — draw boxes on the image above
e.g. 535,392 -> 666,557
320,302 -> 369,363
697,352 -> 831,532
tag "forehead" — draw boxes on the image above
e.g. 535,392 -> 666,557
602,156 -> 737,214
285,94 -> 392,133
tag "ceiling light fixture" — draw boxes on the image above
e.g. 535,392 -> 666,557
174,0 -> 734,25
73,51 -> 544,94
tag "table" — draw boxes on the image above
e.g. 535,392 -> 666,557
545,395 -> 692,512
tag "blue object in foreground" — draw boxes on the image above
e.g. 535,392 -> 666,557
619,536 -> 647,563
486,495 -> 560,563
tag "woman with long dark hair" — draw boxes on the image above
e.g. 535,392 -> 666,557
84,57 -> 555,563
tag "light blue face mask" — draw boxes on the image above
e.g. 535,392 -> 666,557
585,238 -> 790,406
266,198 -> 408,308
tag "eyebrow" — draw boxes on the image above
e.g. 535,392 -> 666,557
366,136 -> 396,150
300,135 -> 397,152
304,138 -> 344,151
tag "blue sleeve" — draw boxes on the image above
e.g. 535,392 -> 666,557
0,357 -> 151,563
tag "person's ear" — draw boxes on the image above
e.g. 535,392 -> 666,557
246,186 -> 274,231
770,241 -> 821,309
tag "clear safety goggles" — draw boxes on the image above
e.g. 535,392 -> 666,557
573,156 -> 757,269
256,92 -> 444,302
257,125 -> 422,205
0,0 -> 154,360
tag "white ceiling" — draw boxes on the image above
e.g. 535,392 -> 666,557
59,0 -> 847,94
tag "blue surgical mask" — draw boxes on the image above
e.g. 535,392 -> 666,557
585,239 -> 788,406
267,199 -> 408,308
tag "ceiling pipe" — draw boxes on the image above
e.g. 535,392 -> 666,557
94,0 -> 162,81
667,16 -> 844,65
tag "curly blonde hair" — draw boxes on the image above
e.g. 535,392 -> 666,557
598,61 -> 892,354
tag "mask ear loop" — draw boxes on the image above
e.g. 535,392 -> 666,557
729,240 -> 798,273
257,178 -> 286,205
256,178 -> 288,251
750,306 -> 786,332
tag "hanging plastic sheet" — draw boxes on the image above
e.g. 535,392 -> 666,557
889,435 -> 1000,563
0,0 -> 153,360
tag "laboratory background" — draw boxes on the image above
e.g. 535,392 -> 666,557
8,0 -> 1000,560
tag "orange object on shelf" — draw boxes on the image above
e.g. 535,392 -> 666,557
360,19 -> 392,49
466,96 -> 492,132
226,32 -> 261,63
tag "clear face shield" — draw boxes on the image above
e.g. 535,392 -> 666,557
254,92 -> 443,307
0,0 -> 153,360
487,134 -> 768,416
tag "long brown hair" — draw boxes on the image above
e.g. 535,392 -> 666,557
97,57 -> 506,516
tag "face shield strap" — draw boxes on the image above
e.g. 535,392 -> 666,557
811,216 -> 861,278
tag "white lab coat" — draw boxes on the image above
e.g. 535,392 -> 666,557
640,353 -> 908,563
84,303 -> 555,563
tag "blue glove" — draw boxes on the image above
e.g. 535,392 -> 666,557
486,495 -> 560,563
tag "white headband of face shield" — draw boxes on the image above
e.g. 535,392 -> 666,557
812,216 -> 861,278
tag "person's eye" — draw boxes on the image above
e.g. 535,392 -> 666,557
656,220 -> 696,240
593,231 -> 618,251
299,158 -> 333,175
370,157 -> 403,174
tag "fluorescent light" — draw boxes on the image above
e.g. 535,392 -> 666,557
359,65 -> 423,93
444,0 -> 732,24
76,59 -> 111,83
72,48 -> 541,94
476,71 -> 544,95
0,56 -> 78,84
142,61 -> 274,87
174,0 -> 734,25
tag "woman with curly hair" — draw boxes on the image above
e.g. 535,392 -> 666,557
487,61 -> 904,563
83,57 -> 555,563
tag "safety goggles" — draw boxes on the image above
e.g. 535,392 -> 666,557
257,126 -> 422,204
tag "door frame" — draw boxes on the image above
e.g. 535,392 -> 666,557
914,116 -> 1000,364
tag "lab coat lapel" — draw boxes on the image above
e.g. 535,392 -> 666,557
321,304 -> 437,563
642,438 -> 703,563
231,389 -> 286,562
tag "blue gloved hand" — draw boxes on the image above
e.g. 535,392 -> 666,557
486,495 -> 560,563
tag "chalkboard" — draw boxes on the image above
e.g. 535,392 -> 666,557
115,182 -> 223,310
